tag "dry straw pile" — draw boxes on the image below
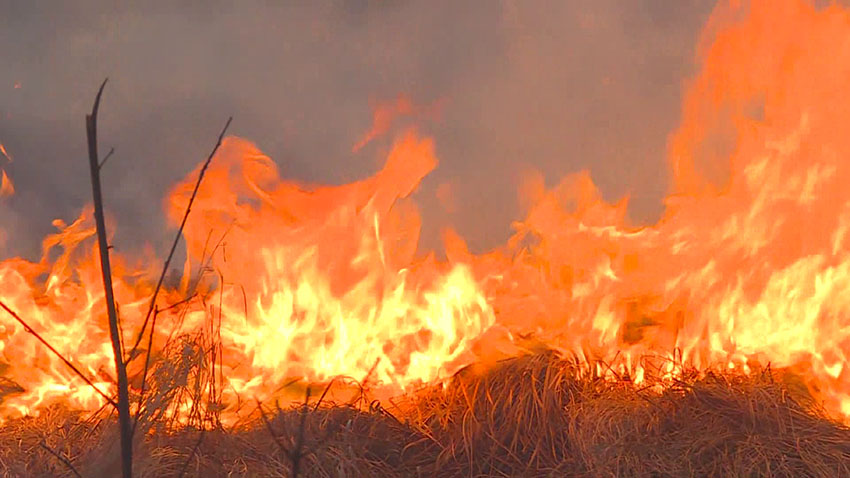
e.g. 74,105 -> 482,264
2,351 -> 849,478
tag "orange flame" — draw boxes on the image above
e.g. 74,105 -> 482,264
459,0 -> 850,416
1,143 -> 13,197
352,96 -> 415,152
0,143 -> 11,163
166,132 -> 494,399
2,0 -> 850,424
0,171 -> 12,197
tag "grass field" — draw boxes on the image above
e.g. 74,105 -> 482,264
2,351 -> 848,478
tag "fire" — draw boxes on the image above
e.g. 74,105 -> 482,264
0,143 -> 11,197
167,132 -> 494,398
0,143 -> 11,162
0,132 -> 495,421
0,171 -> 12,197
2,0 -> 850,424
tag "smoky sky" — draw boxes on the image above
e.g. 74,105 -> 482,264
0,0 -> 716,260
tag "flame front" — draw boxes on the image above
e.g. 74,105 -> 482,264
3,0 -> 850,423
166,132 -> 494,399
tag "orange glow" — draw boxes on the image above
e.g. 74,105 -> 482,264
2,0 -> 850,424
167,132 -> 494,400
0,143 -> 11,162
0,171 -> 12,197
352,96 -> 414,152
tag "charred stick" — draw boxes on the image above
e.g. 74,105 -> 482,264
176,428 -> 205,478
313,378 -> 337,412
290,387 -> 312,478
38,441 -> 83,478
132,305 -> 159,434
0,299 -> 117,408
85,78 -> 133,478
98,147 -> 115,170
132,117 -> 231,433
127,118 -> 232,430
257,400 -> 293,456
127,116 -> 232,362
256,389 -> 312,478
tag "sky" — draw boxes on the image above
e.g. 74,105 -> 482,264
0,0 -> 717,259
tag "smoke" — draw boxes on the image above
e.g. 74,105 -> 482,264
0,0 -> 715,258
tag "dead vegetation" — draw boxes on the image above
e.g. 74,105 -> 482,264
1,351 -> 849,478
2,83 -> 849,478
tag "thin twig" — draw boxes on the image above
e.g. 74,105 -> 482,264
256,388 -> 312,478
157,294 -> 198,313
39,441 -> 83,478
131,116 -> 232,431
176,428 -> 205,478
86,77 -> 133,478
257,400 -> 293,455
98,147 -> 115,170
128,116 -> 232,361
0,299 -> 117,408
313,378 -> 337,412
132,305 -> 160,435
126,118 -> 232,429
290,387 -> 311,478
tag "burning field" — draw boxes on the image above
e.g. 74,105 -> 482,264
3,0 -> 850,476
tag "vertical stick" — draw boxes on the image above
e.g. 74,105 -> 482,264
86,78 -> 133,478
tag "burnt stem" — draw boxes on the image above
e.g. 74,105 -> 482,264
132,116 -> 232,432
85,78 -> 133,478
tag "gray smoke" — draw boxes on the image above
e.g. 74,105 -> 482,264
0,0 -> 715,259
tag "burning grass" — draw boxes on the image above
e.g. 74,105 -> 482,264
4,4 -> 850,476
2,352 -> 848,478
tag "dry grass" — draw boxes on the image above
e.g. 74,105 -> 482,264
1,351 -> 849,478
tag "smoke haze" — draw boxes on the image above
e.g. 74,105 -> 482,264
0,0 -> 715,258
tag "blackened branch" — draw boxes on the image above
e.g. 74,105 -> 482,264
85,77 -> 134,478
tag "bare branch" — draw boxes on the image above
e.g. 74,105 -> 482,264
176,429 -> 205,478
86,77 -> 133,478
130,116 -> 232,430
257,400 -> 293,456
290,387 -> 311,478
0,299 -> 117,408
39,441 -> 83,478
257,388 -> 312,478
98,147 -> 115,170
128,117 -> 232,363
132,305 -> 160,436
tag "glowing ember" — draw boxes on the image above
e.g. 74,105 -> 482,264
1,0 -> 850,424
